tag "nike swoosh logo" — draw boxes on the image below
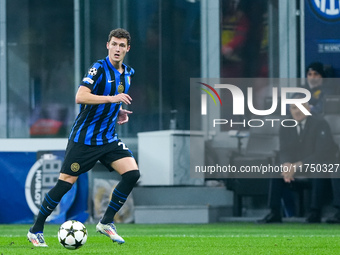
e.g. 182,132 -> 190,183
47,206 -> 53,211
119,201 -> 124,204
108,80 -> 114,83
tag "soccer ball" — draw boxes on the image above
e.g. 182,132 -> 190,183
58,220 -> 88,250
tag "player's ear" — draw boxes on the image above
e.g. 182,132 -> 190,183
126,45 -> 130,52
106,42 -> 110,49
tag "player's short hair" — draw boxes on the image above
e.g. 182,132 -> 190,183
108,28 -> 131,46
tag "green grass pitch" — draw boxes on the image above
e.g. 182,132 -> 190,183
1,223 -> 340,254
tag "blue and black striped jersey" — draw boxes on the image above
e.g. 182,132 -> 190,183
69,56 -> 134,145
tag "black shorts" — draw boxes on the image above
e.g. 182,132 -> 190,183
60,139 -> 134,176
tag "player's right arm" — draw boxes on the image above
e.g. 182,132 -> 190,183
75,86 -> 132,105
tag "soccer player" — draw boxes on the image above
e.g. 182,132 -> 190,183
27,28 -> 140,247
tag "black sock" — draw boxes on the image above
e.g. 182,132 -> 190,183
101,170 -> 140,224
31,179 -> 73,233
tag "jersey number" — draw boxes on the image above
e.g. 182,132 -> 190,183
118,141 -> 129,150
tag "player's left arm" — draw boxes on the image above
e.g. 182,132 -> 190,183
117,106 -> 133,125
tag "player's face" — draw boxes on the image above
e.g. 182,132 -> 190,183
106,37 -> 130,64
307,69 -> 323,89
289,103 -> 310,122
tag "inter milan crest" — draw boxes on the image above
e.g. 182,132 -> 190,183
308,0 -> 340,22
118,84 -> 125,93
71,163 -> 80,173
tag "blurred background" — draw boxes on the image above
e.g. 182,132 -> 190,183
0,0 -> 339,224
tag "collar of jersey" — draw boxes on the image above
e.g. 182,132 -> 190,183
105,56 -> 127,74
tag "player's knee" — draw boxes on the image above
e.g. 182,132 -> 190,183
122,169 -> 140,185
59,173 -> 78,184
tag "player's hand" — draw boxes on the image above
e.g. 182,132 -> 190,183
109,93 -> 132,105
117,109 -> 133,125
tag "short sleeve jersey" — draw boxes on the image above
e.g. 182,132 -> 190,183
69,56 -> 135,145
